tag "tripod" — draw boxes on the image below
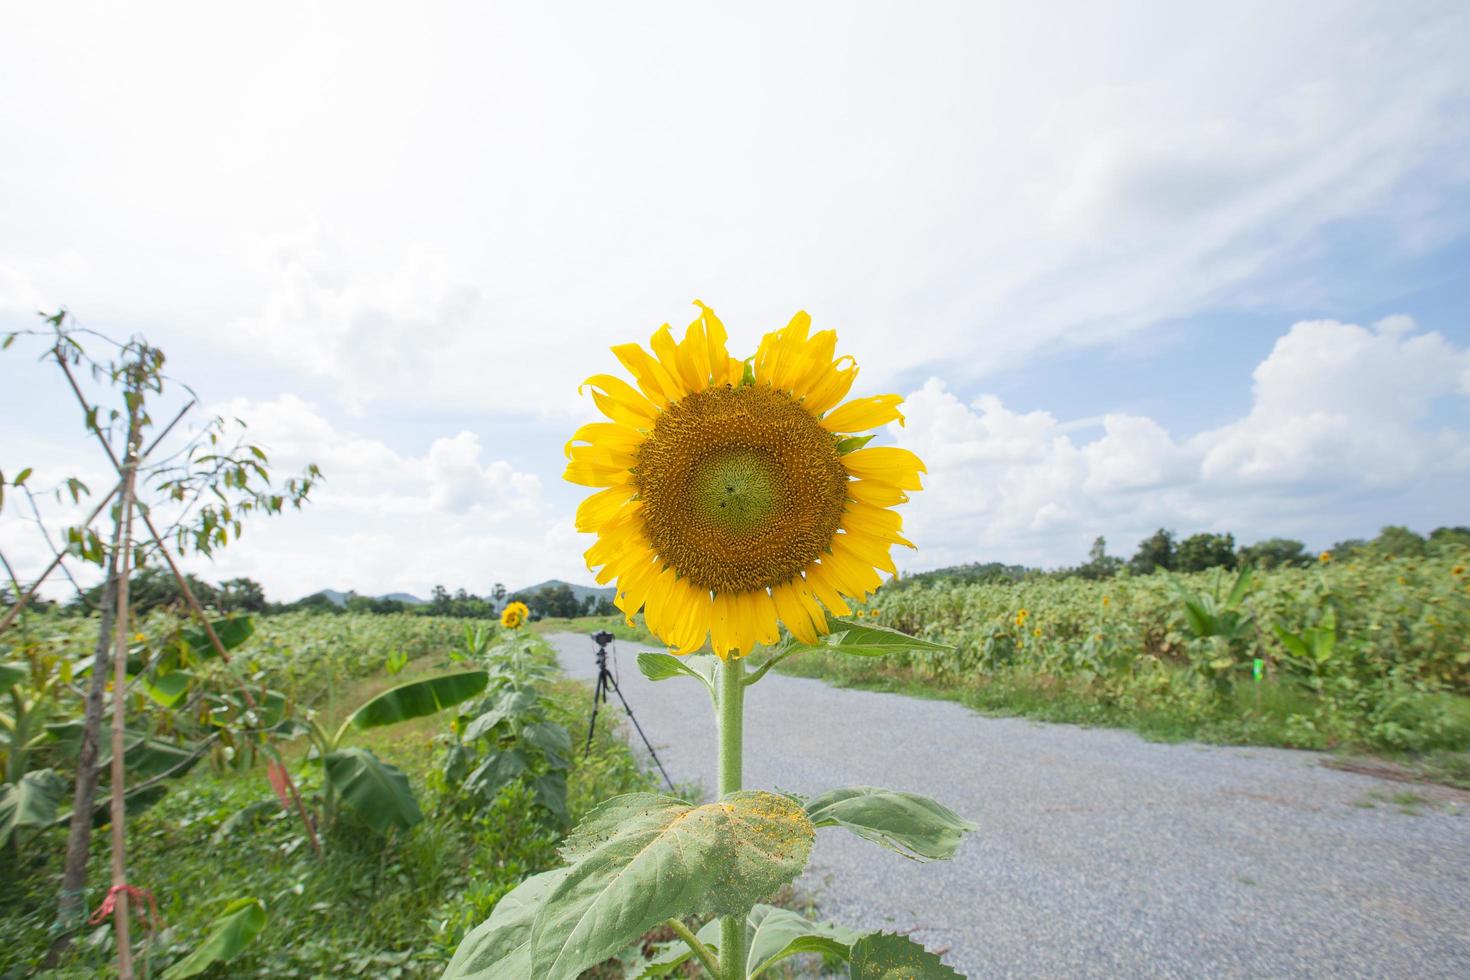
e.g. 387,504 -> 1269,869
585,636 -> 676,793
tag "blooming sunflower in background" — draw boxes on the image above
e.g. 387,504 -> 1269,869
564,301 -> 924,659
500,600 -> 530,629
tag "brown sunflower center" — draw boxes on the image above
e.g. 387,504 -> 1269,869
634,384 -> 849,593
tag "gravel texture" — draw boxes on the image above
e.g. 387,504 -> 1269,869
549,632 -> 1470,979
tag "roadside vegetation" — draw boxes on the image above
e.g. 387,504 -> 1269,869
1,616 -> 653,978
780,538 -> 1470,769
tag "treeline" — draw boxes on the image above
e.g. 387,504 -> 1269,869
901,524 -> 1470,589
8,571 -> 616,620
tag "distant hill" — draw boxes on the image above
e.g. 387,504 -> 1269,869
510,579 -> 615,605
296,589 -> 426,607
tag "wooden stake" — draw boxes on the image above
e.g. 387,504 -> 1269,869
108,418 -> 140,980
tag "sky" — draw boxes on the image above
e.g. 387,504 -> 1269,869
3,1 -> 1469,602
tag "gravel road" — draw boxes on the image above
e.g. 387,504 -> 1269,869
549,633 -> 1470,979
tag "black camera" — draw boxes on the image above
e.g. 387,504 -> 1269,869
591,630 -> 615,647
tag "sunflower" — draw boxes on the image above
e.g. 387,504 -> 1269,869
564,301 -> 924,659
500,601 -> 530,629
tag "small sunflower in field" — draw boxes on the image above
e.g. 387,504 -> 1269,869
1452,564 -> 1465,577
500,601 -> 530,629
1319,551 -> 1332,563
1014,608 -> 1029,628
564,301 -> 923,658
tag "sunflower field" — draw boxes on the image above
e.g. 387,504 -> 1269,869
796,551 -> 1470,752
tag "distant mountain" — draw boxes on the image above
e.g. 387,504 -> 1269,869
296,589 -> 426,607
510,579 -> 615,605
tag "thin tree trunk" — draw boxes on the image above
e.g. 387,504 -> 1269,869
108,434 -> 140,980
43,554 -> 120,966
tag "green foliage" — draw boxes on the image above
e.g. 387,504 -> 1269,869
803,549 -> 1470,752
323,747 -> 423,833
442,632 -> 575,823
0,767 -> 66,846
1129,528 -> 1176,574
0,621 -> 657,978
341,670 -> 488,735
849,931 -> 963,979
447,791 -> 816,979
1174,532 -> 1237,572
159,896 -> 268,979
804,786 -> 977,862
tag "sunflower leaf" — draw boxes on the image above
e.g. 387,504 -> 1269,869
805,786 -> 976,861
528,791 -> 815,980
848,931 -> 963,978
823,619 -> 951,656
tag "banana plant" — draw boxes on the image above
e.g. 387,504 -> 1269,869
1169,565 -> 1256,694
1273,608 -> 1339,689
304,668 -> 488,834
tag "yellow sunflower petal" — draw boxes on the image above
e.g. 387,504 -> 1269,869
611,342 -> 682,407
575,484 -> 638,532
673,583 -> 713,654
563,460 -> 631,487
802,561 -> 853,616
710,591 -> 740,659
847,479 -> 909,507
821,394 -> 906,433
802,356 -> 858,415
567,444 -> 638,470
751,589 -> 781,646
692,301 -> 731,382
675,318 -> 712,394
648,325 -> 693,399
789,330 -> 837,398
564,422 -> 644,458
772,580 -> 819,645
581,374 -> 660,428
841,446 -> 926,490
835,530 -> 897,575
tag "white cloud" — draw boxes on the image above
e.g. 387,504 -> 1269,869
893,316 -> 1470,569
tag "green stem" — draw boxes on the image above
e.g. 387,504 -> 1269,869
717,654 -> 747,979
665,918 -> 720,978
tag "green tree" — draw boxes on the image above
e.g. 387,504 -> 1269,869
1372,525 -> 1427,559
1427,526 -> 1470,555
1076,535 -> 1123,580
1129,528 -> 1176,574
1175,532 -> 1237,572
1239,537 -> 1308,569
218,577 -> 266,613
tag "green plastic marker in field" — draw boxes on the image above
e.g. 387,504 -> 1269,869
1252,658 -> 1264,681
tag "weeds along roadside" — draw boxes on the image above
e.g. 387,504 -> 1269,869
0,618 -> 656,979
781,552 -> 1470,764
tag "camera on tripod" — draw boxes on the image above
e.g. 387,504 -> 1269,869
591,629 -> 615,647
583,628 -> 674,791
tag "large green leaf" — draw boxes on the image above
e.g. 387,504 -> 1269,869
805,787 -> 975,861
465,750 -> 528,800
180,617 -> 255,658
0,768 -> 67,846
530,791 -> 815,979
848,931 -> 962,979
824,620 -> 951,657
521,721 -> 572,769
635,652 -> 713,692
746,904 -> 864,978
0,661 -> 26,690
141,671 -> 194,708
160,896 -> 268,979
323,747 -> 422,833
342,670 -> 488,734
443,868 -> 571,979
45,722 -> 202,778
